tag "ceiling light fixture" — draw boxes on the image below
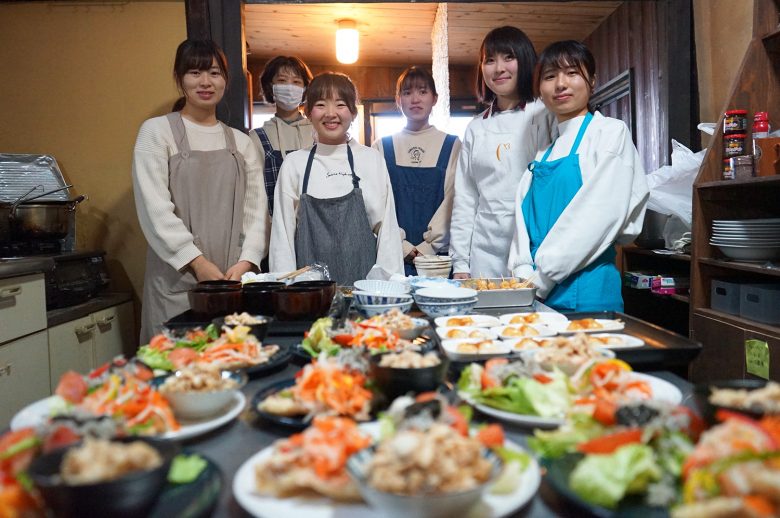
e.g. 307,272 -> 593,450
336,19 -> 359,64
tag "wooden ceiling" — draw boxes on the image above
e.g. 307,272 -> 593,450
245,2 -> 622,67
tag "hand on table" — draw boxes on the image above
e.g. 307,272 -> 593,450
225,260 -> 254,281
189,255 -> 225,281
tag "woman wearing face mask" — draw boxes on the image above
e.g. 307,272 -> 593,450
249,56 -> 314,218
507,40 -> 648,311
133,39 -> 267,342
450,26 -> 556,279
372,66 -> 461,276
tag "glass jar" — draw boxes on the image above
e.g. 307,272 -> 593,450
723,109 -> 748,134
722,158 -> 734,180
724,134 -> 747,158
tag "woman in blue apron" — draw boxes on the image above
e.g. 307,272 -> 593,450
507,40 -> 649,312
372,67 -> 461,276
269,73 -> 404,285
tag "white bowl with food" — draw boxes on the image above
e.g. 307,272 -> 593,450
158,365 -> 247,419
435,326 -> 497,341
365,309 -> 429,340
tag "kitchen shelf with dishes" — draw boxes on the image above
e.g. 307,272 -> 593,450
689,0 -> 780,382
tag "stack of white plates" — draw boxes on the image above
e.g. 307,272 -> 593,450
414,255 -> 452,278
710,218 -> 780,260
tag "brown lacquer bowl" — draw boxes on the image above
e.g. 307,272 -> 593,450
272,287 -> 324,321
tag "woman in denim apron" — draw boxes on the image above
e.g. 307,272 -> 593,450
507,40 -> 649,312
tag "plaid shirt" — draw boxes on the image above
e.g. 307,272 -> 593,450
254,127 -> 284,216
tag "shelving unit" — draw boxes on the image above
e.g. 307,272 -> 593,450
689,0 -> 780,382
621,246 -> 690,337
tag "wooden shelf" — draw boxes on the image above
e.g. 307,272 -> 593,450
668,293 -> 690,303
764,24 -> 780,52
695,307 -> 780,337
697,175 -> 780,190
699,257 -> 780,277
622,247 -> 690,262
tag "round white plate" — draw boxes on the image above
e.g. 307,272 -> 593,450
436,326 -> 498,340
11,392 -> 246,441
587,333 -> 645,349
490,324 -> 557,340
461,373 -> 682,429
233,422 -> 542,518
498,312 -> 569,327
434,315 -> 501,328
441,338 -> 512,360
713,218 -> 780,224
549,319 -> 625,334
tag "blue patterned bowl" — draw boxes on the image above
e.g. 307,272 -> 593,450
353,291 -> 414,306
415,298 -> 478,318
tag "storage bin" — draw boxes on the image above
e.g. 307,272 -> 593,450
711,280 -> 742,315
740,284 -> 780,324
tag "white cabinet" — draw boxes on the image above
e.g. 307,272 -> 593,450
0,274 -> 47,344
48,302 -> 135,392
0,330 -> 50,429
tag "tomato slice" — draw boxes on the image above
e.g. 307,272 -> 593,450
476,423 -> 505,448
332,334 -> 354,346
672,406 -> 705,441
42,426 -> 81,453
592,397 -> 618,426
446,406 -> 469,436
55,371 -> 89,404
168,348 -> 198,369
577,428 -> 643,454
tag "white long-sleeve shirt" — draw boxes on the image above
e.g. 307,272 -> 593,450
269,140 -> 404,276
450,100 -> 556,276
371,126 -> 461,256
132,115 -> 268,270
507,112 -> 649,298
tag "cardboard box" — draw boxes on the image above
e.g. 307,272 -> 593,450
623,271 -> 654,289
754,137 -> 780,177
651,276 -> 690,295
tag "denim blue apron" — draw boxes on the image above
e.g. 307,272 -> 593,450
382,133 -> 457,276
521,112 -> 623,312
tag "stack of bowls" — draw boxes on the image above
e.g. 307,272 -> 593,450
413,286 -> 478,318
352,280 -> 412,316
413,255 -> 452,278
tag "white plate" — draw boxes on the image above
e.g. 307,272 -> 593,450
434,315 -> 501,328
461,373 -> 682,428
233,422 -> 542,518
713,218 -> 780,224
549,319 -> 625,334
587,333 -> 645,349
490,324 -> 557,340
11,392 -> 246,441
441,339 -> 512,360
436,326 -> 498,340
498,312 -> 569,327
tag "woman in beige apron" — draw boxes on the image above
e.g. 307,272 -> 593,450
132,40 -> 267,343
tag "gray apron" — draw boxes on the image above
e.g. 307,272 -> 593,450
294,144 -> 377,285
139,113 -> 245,343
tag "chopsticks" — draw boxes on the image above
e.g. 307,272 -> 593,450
277,265 -> 312,281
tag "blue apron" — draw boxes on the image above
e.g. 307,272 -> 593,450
383,134 -> 457,276
521,112 -> 623,312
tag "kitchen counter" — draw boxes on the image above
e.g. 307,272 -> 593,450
190,353 -> 694,518
47,291 -> 133,327
0,256 -> 54,280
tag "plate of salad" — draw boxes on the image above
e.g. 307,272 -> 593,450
138,325 -> 288,376
457,358 -> 683,429
529,400 -> 709,516
299,317 -> 432,359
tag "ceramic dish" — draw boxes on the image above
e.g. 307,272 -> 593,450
548,318 -> 625,334
434,315 -> 501,328
440,338 -> 512,361
498,312 -> 569,327
353,280 -> 410,295
233,422 -> 542,518
435,326 -> 498,341
490,324 -> 556,340
355,300 -> 414,317
251,378 -> 310,431
415,298 -> 479,318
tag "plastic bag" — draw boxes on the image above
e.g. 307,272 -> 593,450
645,139 -> 705,228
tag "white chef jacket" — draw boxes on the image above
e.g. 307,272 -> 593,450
507,112 -> 650,298
269,140 -> 404,277
450,100 -> 556,277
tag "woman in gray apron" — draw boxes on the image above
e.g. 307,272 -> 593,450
132,40 -> 268,343
269,72 -> 403,285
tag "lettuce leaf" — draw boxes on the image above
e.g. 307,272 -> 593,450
168,454 -> 208,484
136,345 -> 173,371
529,413 -> 605,458
570,444 -> 662,509
301,318 -> 337,356
475,372 -> 570,418
456,364 -> 483,395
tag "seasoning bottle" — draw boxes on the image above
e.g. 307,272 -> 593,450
723,110 -> 748,134
753,112 -> 770,139
724,133 -> 747,158
722,158 -> 734,180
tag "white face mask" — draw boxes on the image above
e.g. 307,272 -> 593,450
272,84 -> 305,110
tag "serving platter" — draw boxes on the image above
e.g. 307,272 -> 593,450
11,392 -> 246,441
232,422 -> 542,518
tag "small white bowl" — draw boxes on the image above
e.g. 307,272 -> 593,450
353,291 -> 414,306
355,300 -> 414,317
159,370 -> 246,420
354,279 -> 410,295
415,286 -> 478,302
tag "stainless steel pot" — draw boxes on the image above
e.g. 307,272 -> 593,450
0,196 -> 86,242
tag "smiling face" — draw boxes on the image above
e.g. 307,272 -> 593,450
180,58 -> 226,112
309,92 -> 354,145
539,63 -> 593,122
481,53 -> 519,108
397,81 -> 437,127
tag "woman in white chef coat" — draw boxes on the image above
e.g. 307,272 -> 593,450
249,56 -> 314,218
133,39 -> 267,343
450,26 -> 556,279
269,72 -> 403,284
507,40 -> 649,311
372,66 -> 461,276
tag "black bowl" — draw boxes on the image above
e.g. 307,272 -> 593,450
291,280 -> 336,315
369,352 -> 449,401
188,288 -> 242,318
273,287 -> 324,321
28,436 -> 179,518
693,378 -> 769,425
211,314 -> 271,340
242,282 -> 286,316
196,280 -> 242,291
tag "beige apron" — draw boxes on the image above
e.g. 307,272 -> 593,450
139,113 -> 245,343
